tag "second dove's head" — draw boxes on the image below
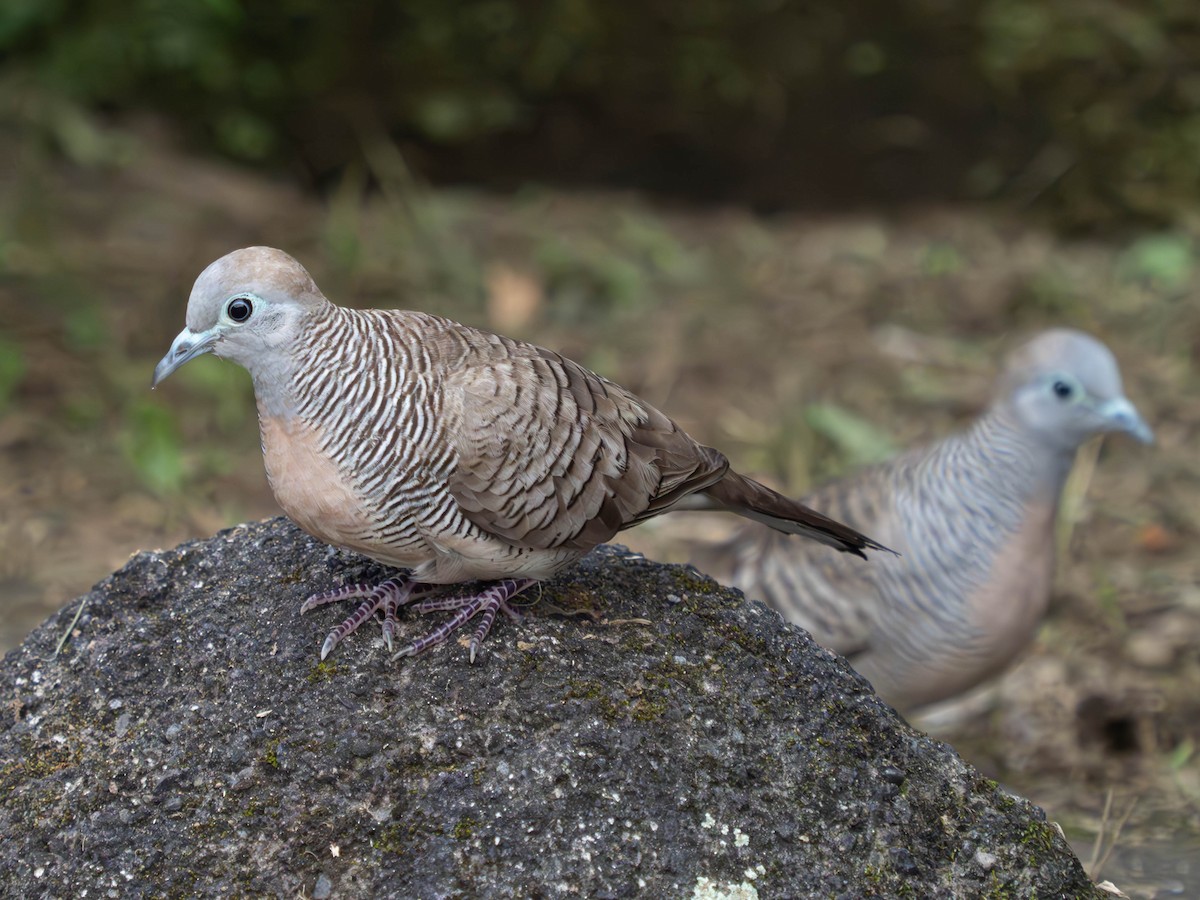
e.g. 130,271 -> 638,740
999,329 -> 1153,450
153,247 -> 327,386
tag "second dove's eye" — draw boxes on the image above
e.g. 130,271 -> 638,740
1052,380 -> 1073,399
227,298 -> 253,322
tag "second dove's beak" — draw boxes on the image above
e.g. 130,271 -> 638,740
1099,397 -> 1154,444
152,327 -> 219,388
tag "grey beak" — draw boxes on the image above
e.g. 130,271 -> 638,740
152,327 -> 218,388
1100,397 -> 1154,444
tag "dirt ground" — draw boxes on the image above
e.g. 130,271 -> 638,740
1,116 -> 1197,895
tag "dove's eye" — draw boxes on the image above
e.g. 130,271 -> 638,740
226,298 -> 253,323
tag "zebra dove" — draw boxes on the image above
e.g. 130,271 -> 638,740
152,247 -> 887,662
695,329 -> 1152,711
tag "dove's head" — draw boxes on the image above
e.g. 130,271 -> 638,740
998,329 -> 1153,450
153,247 -> 330,387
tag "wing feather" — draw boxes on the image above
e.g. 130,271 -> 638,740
445,338 -> 727,551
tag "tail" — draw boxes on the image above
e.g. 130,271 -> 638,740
700,470 -> 892,559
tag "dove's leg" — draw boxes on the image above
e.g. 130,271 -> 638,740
300,576 -> 437,659
300,575 -> 535,662
393,578 -> 536,663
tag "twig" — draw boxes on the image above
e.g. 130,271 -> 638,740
1088,789 -> 1139,882
1087,788 -> 1114,875
1058,435 -> 1104,559
1093,796 -> 1138,882
53,595 -> 88,657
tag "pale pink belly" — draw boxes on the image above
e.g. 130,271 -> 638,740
258,412 -> 394,558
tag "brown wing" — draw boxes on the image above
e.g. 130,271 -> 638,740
445,338 -> 728,551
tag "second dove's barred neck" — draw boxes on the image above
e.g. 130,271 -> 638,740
750,410 -> 1061,677
700,329 -> 1153,711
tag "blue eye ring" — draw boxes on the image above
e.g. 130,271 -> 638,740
227,297 -> 253,323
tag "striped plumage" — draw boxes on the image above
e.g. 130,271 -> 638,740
697,330 -> 1153,711
153,246 -> 887,662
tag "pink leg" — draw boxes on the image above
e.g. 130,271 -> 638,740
393,578 -> 535,664
300,576 -> 437,659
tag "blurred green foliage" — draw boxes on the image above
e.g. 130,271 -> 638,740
3,0 -> 1200,227
1116,233 -> 1195,291
0,332 -> 25,411
122,400 -> 186,494
804,403 -> 898,469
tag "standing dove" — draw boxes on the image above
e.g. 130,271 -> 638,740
696,330 -> 1153,711
153,247 -> 887,662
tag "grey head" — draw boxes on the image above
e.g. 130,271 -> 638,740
995,328 -> 1153,451
152,247 -> 330,387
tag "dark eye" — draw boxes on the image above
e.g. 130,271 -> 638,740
227,297 -> 253,323
1052,380 -> 1074,400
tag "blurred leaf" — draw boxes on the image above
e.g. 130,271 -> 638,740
920,242 -> 965,277
804,403 -> 896,467
485,262 -> 543,333
0,333 -> 26,410
845,41 -> 886,76
46,101 -> 136,167
1010,268 -> 1084,318
535,236 -> 648,321
122,401 -> 185,494
215,109 -> 274,160
1116,234 -> 1194,290
617,212 -> 704,285
1169,738 -> 1195,772
64,307 -> 108,350
412,90 -> 521,143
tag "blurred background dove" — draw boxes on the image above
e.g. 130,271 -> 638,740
695,329 -> 1153,712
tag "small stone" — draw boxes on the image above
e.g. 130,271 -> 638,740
889,847 -> 920,876
229,767 -> 257,792
880,765 -> 905,785
1125,630 -> 1174,669
313,873 -> 333,899
974,849 -> 997,872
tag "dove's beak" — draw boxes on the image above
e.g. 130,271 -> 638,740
1099,397 -> 1154,444
152,327 -> 218,388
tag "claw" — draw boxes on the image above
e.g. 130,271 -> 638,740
303,575 -> 536,662
381,593 -> 402,652
300,584 -> 374,615
302,576 -> 422,659
320,632 -> 338,661
390,577 -> 535,662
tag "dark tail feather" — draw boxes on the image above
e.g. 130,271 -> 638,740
701,471 -> 892,559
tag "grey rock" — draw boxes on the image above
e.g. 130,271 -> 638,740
0,517 -> 1101,898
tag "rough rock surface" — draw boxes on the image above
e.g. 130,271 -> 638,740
0,517 -> 1100,898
